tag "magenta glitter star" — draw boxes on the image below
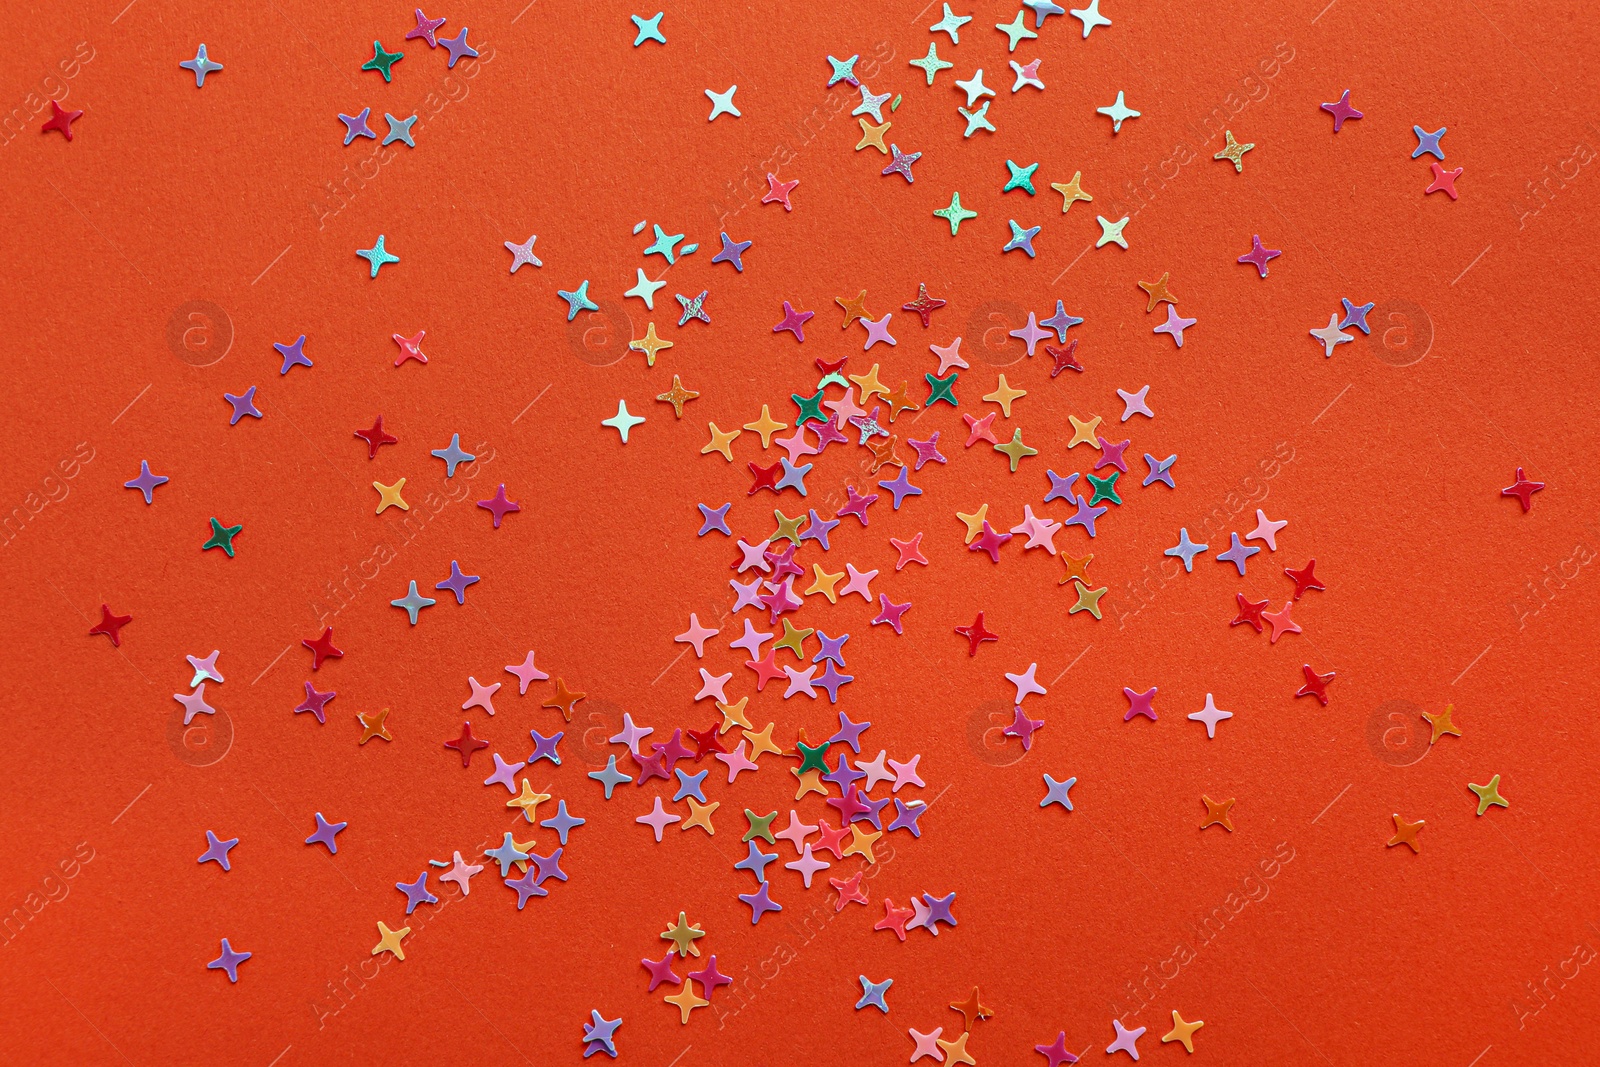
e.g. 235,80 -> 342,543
1319,89 -> 1363,132
1123,686 -> 1158,722
837,484 -> 879,525
435,559 -> 480,604
772,300 -> 814,341
293,681 -> 335,724
405,7 -> 446,46
969,521 -> 1012,563
1036,1032 -> 1080,1066
871,593 -> 911,634
907,432 -> 947,470
813,417 -> 849,451
689,955 -> 734,1000
476,484 -> 521,527
641,955 -> 682,991
881,143 -> 921,182
1237,235 -> 1281,278
1093,437 -> 1130,472
1003,706 -> 1044,749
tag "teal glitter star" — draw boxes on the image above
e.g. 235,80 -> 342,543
1003,219 -> 1041,257
934,192 -> 977,235
631,12 -> 666,46
930,3 -> 973,42
202,517 -> 243,557
909,42 -> 954,85
958,101 -> 994,137
925,372 -> 959,407
826,54 -> 859,87
357,235 -> 399,277
390,580 -> 436,625
558,281 -> 599,321
1003,160 -> 1039,195
643,224 -> 684,264
361,40 -> 404,82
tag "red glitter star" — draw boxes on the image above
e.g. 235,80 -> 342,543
1500,467 -> 1544,512
875,898 -> 915,940
748,461 -> 781,495
354,415 -> 398,458
1283,559 -> 1325,599
391,330 -> 428,367
444,721 -> 489,767
761,172 -> 798,211
901,283 -> 947,328
1045,340 -> 1082,377
302,626 -> 344,670
1231,593 -> 1269,632
88,604 -> 132,647
1295,664 -> 1335,705
41,100 -> 83,141
953,611 -> 998,656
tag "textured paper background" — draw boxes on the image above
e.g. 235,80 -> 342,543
3,1 -> 1598,1064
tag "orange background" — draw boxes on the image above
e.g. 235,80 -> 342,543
4,0 -> 1599,1064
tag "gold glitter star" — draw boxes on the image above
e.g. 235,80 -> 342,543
1213,129 -> 1254,172
1069,581 -> 1107,619
1386,813 -> 1424,853
1422,703 -> 1462,743
373,478 -> 409,514
702,421 -> 741,461
1067,414 -> 1102,448
955,504 -> 990,543
742,405 -> 786,447
1049,171 -> 1093,212
982,374 -> 1027,417
629,321 -> 673,366
855,117 -> 891,154
835,289 -> 870,329
1138,271 -> 1178,313
655,375 -> 699,417
771,509 -> 806,544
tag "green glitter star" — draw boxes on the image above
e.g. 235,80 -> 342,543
1003,160 -> 1039,195
925,371 -> 960,407
796,739 -> 831,773
361,40 -> 404,82
909,42 -> 954,85
202,517 -> 243,557
1086,471 -> 1122,505
934,192 -> 978,235
994,429 -> 1039,471
742,809 -> 778,844
791,390 -> 828,425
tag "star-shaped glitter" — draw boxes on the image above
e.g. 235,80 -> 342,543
1310,313 -> 1354,357
357,235 -> 398,277
1096,91 -> 1139,132
41,100 -> 82,140
1153,305 -> 1196,346
705,84 -> 740,121
1142,453 -> 1176,489
1320,89 -> 1363,132
631,11 -> 666,45
123,460 -> 169,503
1188,694 -> 1233,738
1297,664 -> 1335,705
773,301 -> 814,341
1501,467 -> 1544,511
1035,1032 -> 1078,1066
1004,219 -> 1042,257
910,41 -> 954,84
1003,159 -> 1040,196
711,232 -> 752,273
1010,58 -> 1044,92
1107,1019 -> 1146,1059
930,3 -> 973,41
1469,775 -> 1509,815
435,560 -> 479,605
180,43 -> 224,87
477,484 -> 520,527
1042,774 -> 1076,810
857,975 -> 893,1012
1237,234 -> 1280,277
958,102 -> 995,137
439,28 -> 478,67
1216,532 -> 1261,575
882,144 -> 921,182
390,580 -> 436,624
406,8 -> 446,46
1096,215 -> 1130,249
762,172 -> 799,210
934,192 -> 978,234
1213,130 -> 1253,171
996,11 -> 1037,50
425,434 -> 473,477
854,84 -> 892,123
827,53 -> 860,87
1117,385 -> 1152,421
1412,125 -> 1446,160
1339,298 -> 1375,333
955,70 -> 994,107
223,386 -> 262,424
271,334 -> 312,375
305,812 -> 346,853
1071,0 -> 1111,34
1164,528 -> 1208,571
338,108 -> 376,145
361,40 -> 404,81
1425,161 -> 1463,200
395,871 -> 438,914
1387,814 -> 1425,854
558,280 -> 599,321
198,830 -> 238,870
676,290 -> 711,326
504,234 -> 541,272
383,112 -> 417,147
202,517 -> 244,557
207,939 -> 251,982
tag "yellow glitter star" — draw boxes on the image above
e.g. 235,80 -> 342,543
806,564 -> 845,603
956,504 -> 990,543
1138,272 -> 1177,313
1162,1009 -> 1204,1052
702,421 -> 741,461
373,478 -> 408,514
744,721 -> 782,760
372,921 -> 410,961
743,405 -> 787,447
855,117 -> 891,153
682,797 -> 718,835
982,374 -> 1027,416
661,911 -> 705,957
1069,582 -> 1107,619
792,766 -> 827,800
1067,414 -> 1102,448
655,375 -> 699,417
716,697 -> 753,734
849,363 -> 888,403
994,429 -> 1038,471
628,321 -> 673,366
772,509 -> 806,545
506,779 -> 550,823
1049,170 -> 1092,212
1422,703 -> 1461,743
1469,774 -> 1508,815
842,824 -> 882,863
774,619 -> 814,659
664,983 -> 710,1023
1212,129 -> 1254,172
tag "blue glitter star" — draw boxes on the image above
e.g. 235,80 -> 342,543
1411,125 -> 1446,160
390,580 -> 436,624
559,280 -> 599,321
1041,774 -> 1077,810
1142,453 -> 1177,488
877,468 -> 921,509
697,502 -> 733,536
356,235 -> 399,277
855,975 -> 893,1012
1164,528 -> 1208,571
1003,219 -> 1041,257
430,433 -> 477,477
273,335 -> 313,375
712,231 -> 752,271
